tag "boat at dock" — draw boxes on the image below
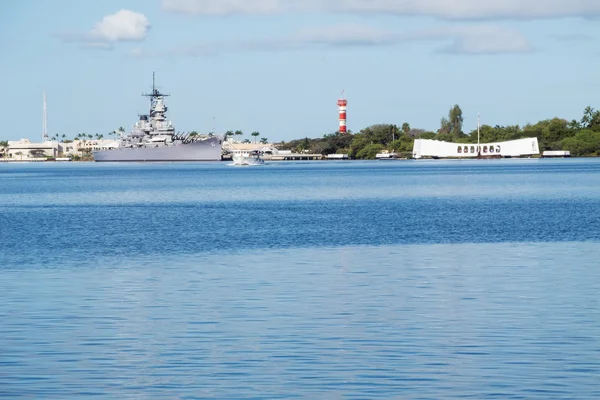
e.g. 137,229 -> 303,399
231,150 -> 265,166
93,74 -> 222,162
375,150 -> 399,159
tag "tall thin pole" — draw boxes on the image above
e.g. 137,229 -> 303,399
477,112 -> 481,157
42,91 -> 48,142
477,113 -> 480,145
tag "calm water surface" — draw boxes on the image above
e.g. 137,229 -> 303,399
1,159 -> 599,399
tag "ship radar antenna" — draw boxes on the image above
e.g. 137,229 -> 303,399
143,72 -> 169,99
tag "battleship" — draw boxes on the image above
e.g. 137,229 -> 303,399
93,74 -> 222,162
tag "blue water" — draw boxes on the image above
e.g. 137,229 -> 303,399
1,159 -> 599,399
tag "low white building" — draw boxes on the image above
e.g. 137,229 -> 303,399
2,138 -> 121,160
542,150 -> 570,158
68,139 -> 120,156
326,154 -> 349,159
6,139 -> 61,159
412,137 -> 540,159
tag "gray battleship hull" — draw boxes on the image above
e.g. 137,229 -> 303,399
93,137 -> 222,162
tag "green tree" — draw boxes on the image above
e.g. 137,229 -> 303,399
356,144 -> 384,159
449,104 -> 464,138
439,117 -> 451,134
568,120 -> 581,131
390,135 -> 415,153
260,137 -> 268,144
251,131 -> 260,143
295,137 -> 310,152
417,131 -> 437,140
402,122 -> 410,134
0,140 -> 8,158
581,106 -> 600,131
560,130 -> 600,156
234,130 -> 243,138
581,106 -> 595,128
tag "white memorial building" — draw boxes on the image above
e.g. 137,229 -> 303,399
412,137 -> 540,159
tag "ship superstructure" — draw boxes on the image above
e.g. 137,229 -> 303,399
93,73 -> 222,162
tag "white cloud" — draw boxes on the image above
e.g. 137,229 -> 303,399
90,10 -> 150,42
59,9 -> 150,49
162,0 -> 288,15
131,23 -> 532,57
415,26 -> 533,54
297,25 -> 398,46
162,0 -> 600,19
330,0 -> 600,20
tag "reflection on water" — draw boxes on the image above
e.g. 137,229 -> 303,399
2,243 -> 600,398
1,160 -> 600,398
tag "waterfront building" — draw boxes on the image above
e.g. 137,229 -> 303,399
6,139 -> 62,160
71,139 -> 119,157
412,137 -> 540,159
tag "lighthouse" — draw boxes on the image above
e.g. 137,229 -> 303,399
337,92 -> 347,134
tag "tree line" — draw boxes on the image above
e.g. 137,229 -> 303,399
222,130 -> 268,144
279,105 -> 600,158
0,127 -> 270,146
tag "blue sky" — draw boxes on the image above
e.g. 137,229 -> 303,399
1,0 -> 598,142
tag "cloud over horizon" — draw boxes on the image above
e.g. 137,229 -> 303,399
59,9 -> 150,49
162,0 -> 600,19
131,23 -> 532,58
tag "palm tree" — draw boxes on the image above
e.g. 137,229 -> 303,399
581,106 -> 595,128
0,140 -> 8,158
15,151 -> 23,160
234,130 -> 243,138
260,137 -> 268,144
402,122 -> 410,134
243,139 -> 251,144
568,120 -> 581,131
224,130 -> 234,141
251,131 -> 260,143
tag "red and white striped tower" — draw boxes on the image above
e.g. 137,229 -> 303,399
337,91 -> 347,133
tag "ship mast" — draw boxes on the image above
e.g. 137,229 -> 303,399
42,91 -> 48,142
142,72 -> 169,113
